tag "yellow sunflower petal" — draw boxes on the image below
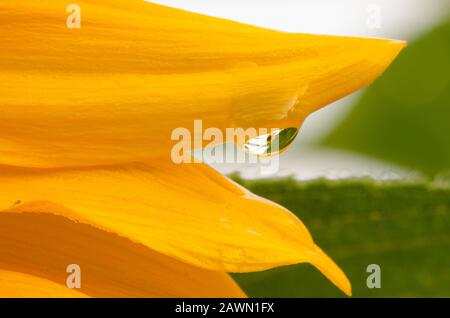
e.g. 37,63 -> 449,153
0,270 -> 89,298
0,0 -> 404,168
0,160 -> 350,295
0,210 -> 245,297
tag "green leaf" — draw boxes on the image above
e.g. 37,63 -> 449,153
232,177 -> 450,297
322,20 -> 450,177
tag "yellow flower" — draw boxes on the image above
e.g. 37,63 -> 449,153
0,0 -> 405,297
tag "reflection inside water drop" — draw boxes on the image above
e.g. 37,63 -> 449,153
242,127 -> 298,156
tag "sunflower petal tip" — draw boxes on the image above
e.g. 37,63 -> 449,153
386,38 -> 407,57
308,244 -> 352,297
294,34 -> 407,115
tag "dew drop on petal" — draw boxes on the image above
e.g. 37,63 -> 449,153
242,127 -> 298,156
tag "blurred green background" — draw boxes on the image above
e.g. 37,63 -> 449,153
232,177 -> 450,297
323,20 -> 450,177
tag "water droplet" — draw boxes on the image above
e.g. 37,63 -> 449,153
242,127 -> 298,156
